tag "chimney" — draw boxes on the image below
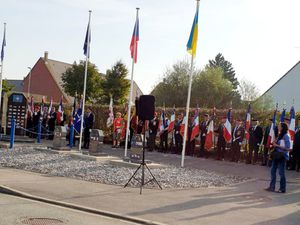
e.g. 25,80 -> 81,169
44,51 -> 48,63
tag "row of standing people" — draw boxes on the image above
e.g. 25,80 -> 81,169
147,112 -> 300,171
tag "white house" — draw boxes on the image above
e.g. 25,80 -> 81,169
261,61 -> 300,111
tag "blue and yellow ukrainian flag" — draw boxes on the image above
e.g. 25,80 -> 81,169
186,6 -> 199,58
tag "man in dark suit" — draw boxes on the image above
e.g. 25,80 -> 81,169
247,119 -> 263,164
292,119 -> 300,172
148,112 -> 159,151
215,116 -> 226,160
199,114 -> 209,157
262,118 -> 278,166
231,119 -> 245,162
83,106 -> 95,149
32,106 -> 41,138
47,106 -> 57,140
174,113 -> 184,154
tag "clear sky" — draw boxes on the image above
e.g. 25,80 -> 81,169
1,0 -> 300,95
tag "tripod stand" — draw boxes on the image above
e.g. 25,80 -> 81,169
124,122 -> 162,194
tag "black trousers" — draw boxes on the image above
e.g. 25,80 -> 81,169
160,131 -> 168,152
231,142 -> 241,162
216,140 -> 226,160
248,144 -> 259,164
199,136 -> 206,157
83,127 -> 91,149
148,132 -> 157,151
175,133 -> 183,154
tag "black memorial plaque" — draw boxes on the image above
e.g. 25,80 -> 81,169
6,93 -> 27,135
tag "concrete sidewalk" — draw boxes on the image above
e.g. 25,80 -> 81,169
0,167 -> 299,225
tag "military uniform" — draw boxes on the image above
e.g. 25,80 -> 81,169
231,124 -> 244,162
247,123 -> 263,164
215,123 -> 226,160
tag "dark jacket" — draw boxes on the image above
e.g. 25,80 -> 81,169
200,120 -> 208,139
232,125 -> 244,144
149,117 -> 159,135
249,125 -> 263,146
84,112 -> 94,129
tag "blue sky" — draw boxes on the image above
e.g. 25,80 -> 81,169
1,0 -> 300,95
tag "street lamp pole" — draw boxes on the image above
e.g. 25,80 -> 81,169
27,67 -> 32,97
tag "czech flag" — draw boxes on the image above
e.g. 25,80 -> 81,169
245,104 -> 251,141
289,106 -> 296,146
267,110 -> 277,147
168,109 -> 176,133
186,2 -> 199,58
190,109 -> 200,141
223,109 -> 232,143
130,11 -> 139,63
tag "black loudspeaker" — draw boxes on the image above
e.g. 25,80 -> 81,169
138,95 -> 155,121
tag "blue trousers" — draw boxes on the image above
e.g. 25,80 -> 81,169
269,158 -> 286,191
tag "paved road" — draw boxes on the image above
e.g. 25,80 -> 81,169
0,193 -> 138,225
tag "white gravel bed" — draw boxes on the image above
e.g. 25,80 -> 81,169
0,147 -> 250,188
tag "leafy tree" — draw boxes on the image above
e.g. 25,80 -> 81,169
101,61 -> 130,105
192,66 -> 233,108
61,61 -> 103,102
2,79 -> 14,93
151,60 -> 195,107
239,78 -> 260,102
209,53 -> 239,89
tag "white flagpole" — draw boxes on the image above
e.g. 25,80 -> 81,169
124,8 -> 139,158
181,0 -> 200,168
0,23 -> 6,125
181,57 -> 194,167
79,10 -> 92,151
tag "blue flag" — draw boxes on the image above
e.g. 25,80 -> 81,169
83,22 -> 91,57
1,23 -> 6,62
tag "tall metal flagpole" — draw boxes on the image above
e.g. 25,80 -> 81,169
79,10 -> 92,151
181,0 -> 200,168
124,8 -> 139,158
0,23 -> 6,126
181,57 -> 194,167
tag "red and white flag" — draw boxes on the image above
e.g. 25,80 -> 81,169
106,96 -> 114,127
223,109 -> 232,143
180,115 -> 187,137
47,97 -> 53,118
205,119 -> 214,150
289,106 -> 296,146
57,97 -> 64,122
190,109 -> 200,141
245,104 -> 251,141
267,109 -> 277,147
168,109 -> 176,133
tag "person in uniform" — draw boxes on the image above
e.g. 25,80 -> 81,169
215,116 -> 226,160
174,113 -> 184,154
290,118 -> 300,171
231,119 -> 244,162
159,116 -> 170,153
247,119 -> 263,164
32,106 -> 41,138
113,112 -> 123,148
199,114 -> 209,158
262,118 -> 278,166
148,112 -> 159,151
83,106 -> 94,149
47,106 -> 57,140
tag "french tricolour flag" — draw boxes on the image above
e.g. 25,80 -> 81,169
205,119 -> 214,150
223,109 -> 232,143
190,109 -> 200,141
267,110 -> 277,147
159,110 -> 166,134
57,97 -> 64,122
168,109 -> 175,133
245,104 -> 251,141
289,106 -> 296,146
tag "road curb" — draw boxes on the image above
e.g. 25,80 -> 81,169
0,185 -> 168,225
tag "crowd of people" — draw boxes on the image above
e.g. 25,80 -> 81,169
111,109 -> 300,174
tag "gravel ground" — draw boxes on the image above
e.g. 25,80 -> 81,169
0,147 -> 250,189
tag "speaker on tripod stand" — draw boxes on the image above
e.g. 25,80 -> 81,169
124,95 -> 162,194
